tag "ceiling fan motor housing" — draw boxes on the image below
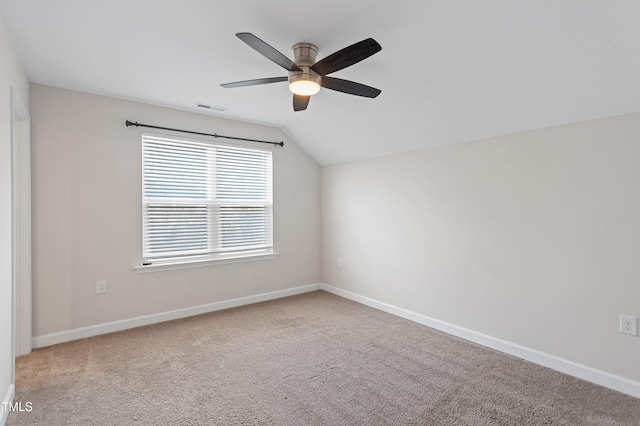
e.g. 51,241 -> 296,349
289,42 -> 321,86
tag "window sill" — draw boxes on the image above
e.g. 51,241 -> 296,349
134,250 -> 279,273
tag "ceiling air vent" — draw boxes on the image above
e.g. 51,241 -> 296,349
195,103 -> 228,112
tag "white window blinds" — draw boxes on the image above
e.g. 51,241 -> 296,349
142,134 -> 273,261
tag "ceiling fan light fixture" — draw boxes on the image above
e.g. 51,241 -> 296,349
289,79 -> 321,96
289,70 -> 321,96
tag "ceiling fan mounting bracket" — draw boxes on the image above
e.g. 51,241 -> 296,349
291,42 -> 318,67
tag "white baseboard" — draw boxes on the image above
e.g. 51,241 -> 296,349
1,384 -> 15,426
33,284 -> 322,349
319,283 -> 640,399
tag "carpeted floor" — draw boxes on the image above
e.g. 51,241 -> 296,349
7,291 -> 640,425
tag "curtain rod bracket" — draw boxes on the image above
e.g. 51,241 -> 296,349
125,120 -> 284,147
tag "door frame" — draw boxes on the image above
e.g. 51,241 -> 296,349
10,87 -> 31,382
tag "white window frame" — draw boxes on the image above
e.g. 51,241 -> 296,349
135,133 -> 278,273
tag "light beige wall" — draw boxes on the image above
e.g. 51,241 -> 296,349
321,113 -> 640,382
1,14 -> 29,412
30,84 -> 320,337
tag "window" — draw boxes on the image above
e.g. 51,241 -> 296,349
140,134 -> 274,268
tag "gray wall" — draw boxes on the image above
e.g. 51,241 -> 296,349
15,55 -> 640,396
30,84 -> 321,337
321,113 -> 640,382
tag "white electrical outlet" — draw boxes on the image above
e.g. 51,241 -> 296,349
337,257 -> 342,268
620,315 -> 638,336
96,280 -> 107,294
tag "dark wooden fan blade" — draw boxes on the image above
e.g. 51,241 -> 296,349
220,76 -> 288,88
293,94 -> 310,111
311,38 -> 381,76
236,33 -> 301,72
321,76 -> 381,98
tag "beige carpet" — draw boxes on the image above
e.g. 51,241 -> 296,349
7,291 -> 640,425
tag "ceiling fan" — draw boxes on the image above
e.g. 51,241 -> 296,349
221,33 -> 382,111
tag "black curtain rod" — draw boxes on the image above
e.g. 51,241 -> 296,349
125,120 -> 284,147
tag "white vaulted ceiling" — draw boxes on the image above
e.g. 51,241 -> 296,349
1,1 -> 640,165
